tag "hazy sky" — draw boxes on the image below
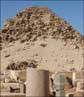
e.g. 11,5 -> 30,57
1,0 -> 83,35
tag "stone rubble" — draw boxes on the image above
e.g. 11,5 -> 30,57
6,60 -> 38,70
0,7 -> 83,48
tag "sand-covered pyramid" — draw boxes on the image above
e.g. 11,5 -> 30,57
0,7 -> 83,72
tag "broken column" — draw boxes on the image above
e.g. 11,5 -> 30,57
53,72 -> 65,97
26,68 -> 49,96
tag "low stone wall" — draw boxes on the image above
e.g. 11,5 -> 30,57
1,93 -> 25,97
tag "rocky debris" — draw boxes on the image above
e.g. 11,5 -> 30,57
40,43 -> 47,47
0,43 -> 2,50
6,60 -> 38,70
76,81 -> 84,92
70,68 -> 76,72
0,6 -> 83,48
5,54 -> 10,58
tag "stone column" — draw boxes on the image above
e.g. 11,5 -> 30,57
53,72 -> 65,97
72,71 -> 76,86
26,68 -> 49,96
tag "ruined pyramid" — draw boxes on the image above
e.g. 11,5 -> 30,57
0,7 -> 83,72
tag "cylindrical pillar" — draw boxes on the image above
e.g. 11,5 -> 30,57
26,69 -> 49,96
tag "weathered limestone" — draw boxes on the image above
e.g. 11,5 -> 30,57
76,81 -> 84,92
72,71 -> 84,87
26,69 -> 49,96
1,93 -> 25,97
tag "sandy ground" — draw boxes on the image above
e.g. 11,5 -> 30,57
1,37 -> 83,72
